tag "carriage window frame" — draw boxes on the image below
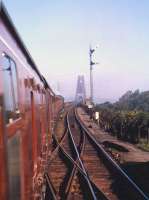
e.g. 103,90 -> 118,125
2,53 -> 20,124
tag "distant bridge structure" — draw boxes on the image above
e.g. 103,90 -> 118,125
75,75 -> 86,104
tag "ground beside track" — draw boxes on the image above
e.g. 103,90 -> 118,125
77,106 -> 149,196
77,107 -> 149,163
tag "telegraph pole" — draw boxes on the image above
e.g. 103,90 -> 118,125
89,45 -> 98,103
89,46 -> 93,103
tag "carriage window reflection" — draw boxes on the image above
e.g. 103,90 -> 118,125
2,54 -> 19,124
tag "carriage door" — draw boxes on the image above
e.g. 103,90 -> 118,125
31,91 -> 38,167
2,54 -> 21,200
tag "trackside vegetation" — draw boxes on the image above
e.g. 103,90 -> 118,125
95,90 -> 149,149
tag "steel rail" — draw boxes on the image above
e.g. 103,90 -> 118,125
44,173 -> 57,200
46,108 -> 108,200
54,126 -> 109,200
45,126 -> 84,200
50,108 -> 72,162
51,109 -> 69,155
75,108 -> 149,200
53,133 -> 86,176
44,111 -> 68,200
66,116 -> 109,200
49,129 -> 68,163
65,124 -> 86,199
66,110 -> 98,200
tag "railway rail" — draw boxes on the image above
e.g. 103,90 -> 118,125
44,107 -> 149,200
75,108 -> 149,200
46,109 -> 98,199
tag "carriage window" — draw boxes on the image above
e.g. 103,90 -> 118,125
2,54 -> 19,124
7,133 -> 21,200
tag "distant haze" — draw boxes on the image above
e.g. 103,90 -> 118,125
5,0 -> 149,103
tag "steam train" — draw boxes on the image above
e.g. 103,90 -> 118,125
0,2 -> 64,200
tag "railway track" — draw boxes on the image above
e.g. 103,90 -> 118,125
47,130 -> 75,199
66,109 -> 105,200
44,107 -> 149,200
75,108 -> 149,200
46,109 -> 99,199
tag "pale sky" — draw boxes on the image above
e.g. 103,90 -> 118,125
3,0 -> 149,102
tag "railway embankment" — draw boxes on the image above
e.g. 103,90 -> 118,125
77,106 -> 149,163
77,106 -> 149,196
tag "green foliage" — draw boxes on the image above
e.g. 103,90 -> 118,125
113,90 -> 149,111
95,90 -> 149,143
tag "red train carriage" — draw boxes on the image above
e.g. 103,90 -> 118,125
0,3 -> 63,200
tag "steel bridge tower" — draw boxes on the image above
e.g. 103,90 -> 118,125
75,75 -> 86,104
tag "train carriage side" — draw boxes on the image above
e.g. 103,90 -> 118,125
0,4 -> 54,200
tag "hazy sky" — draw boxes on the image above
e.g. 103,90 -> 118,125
3,0 -> 149,102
